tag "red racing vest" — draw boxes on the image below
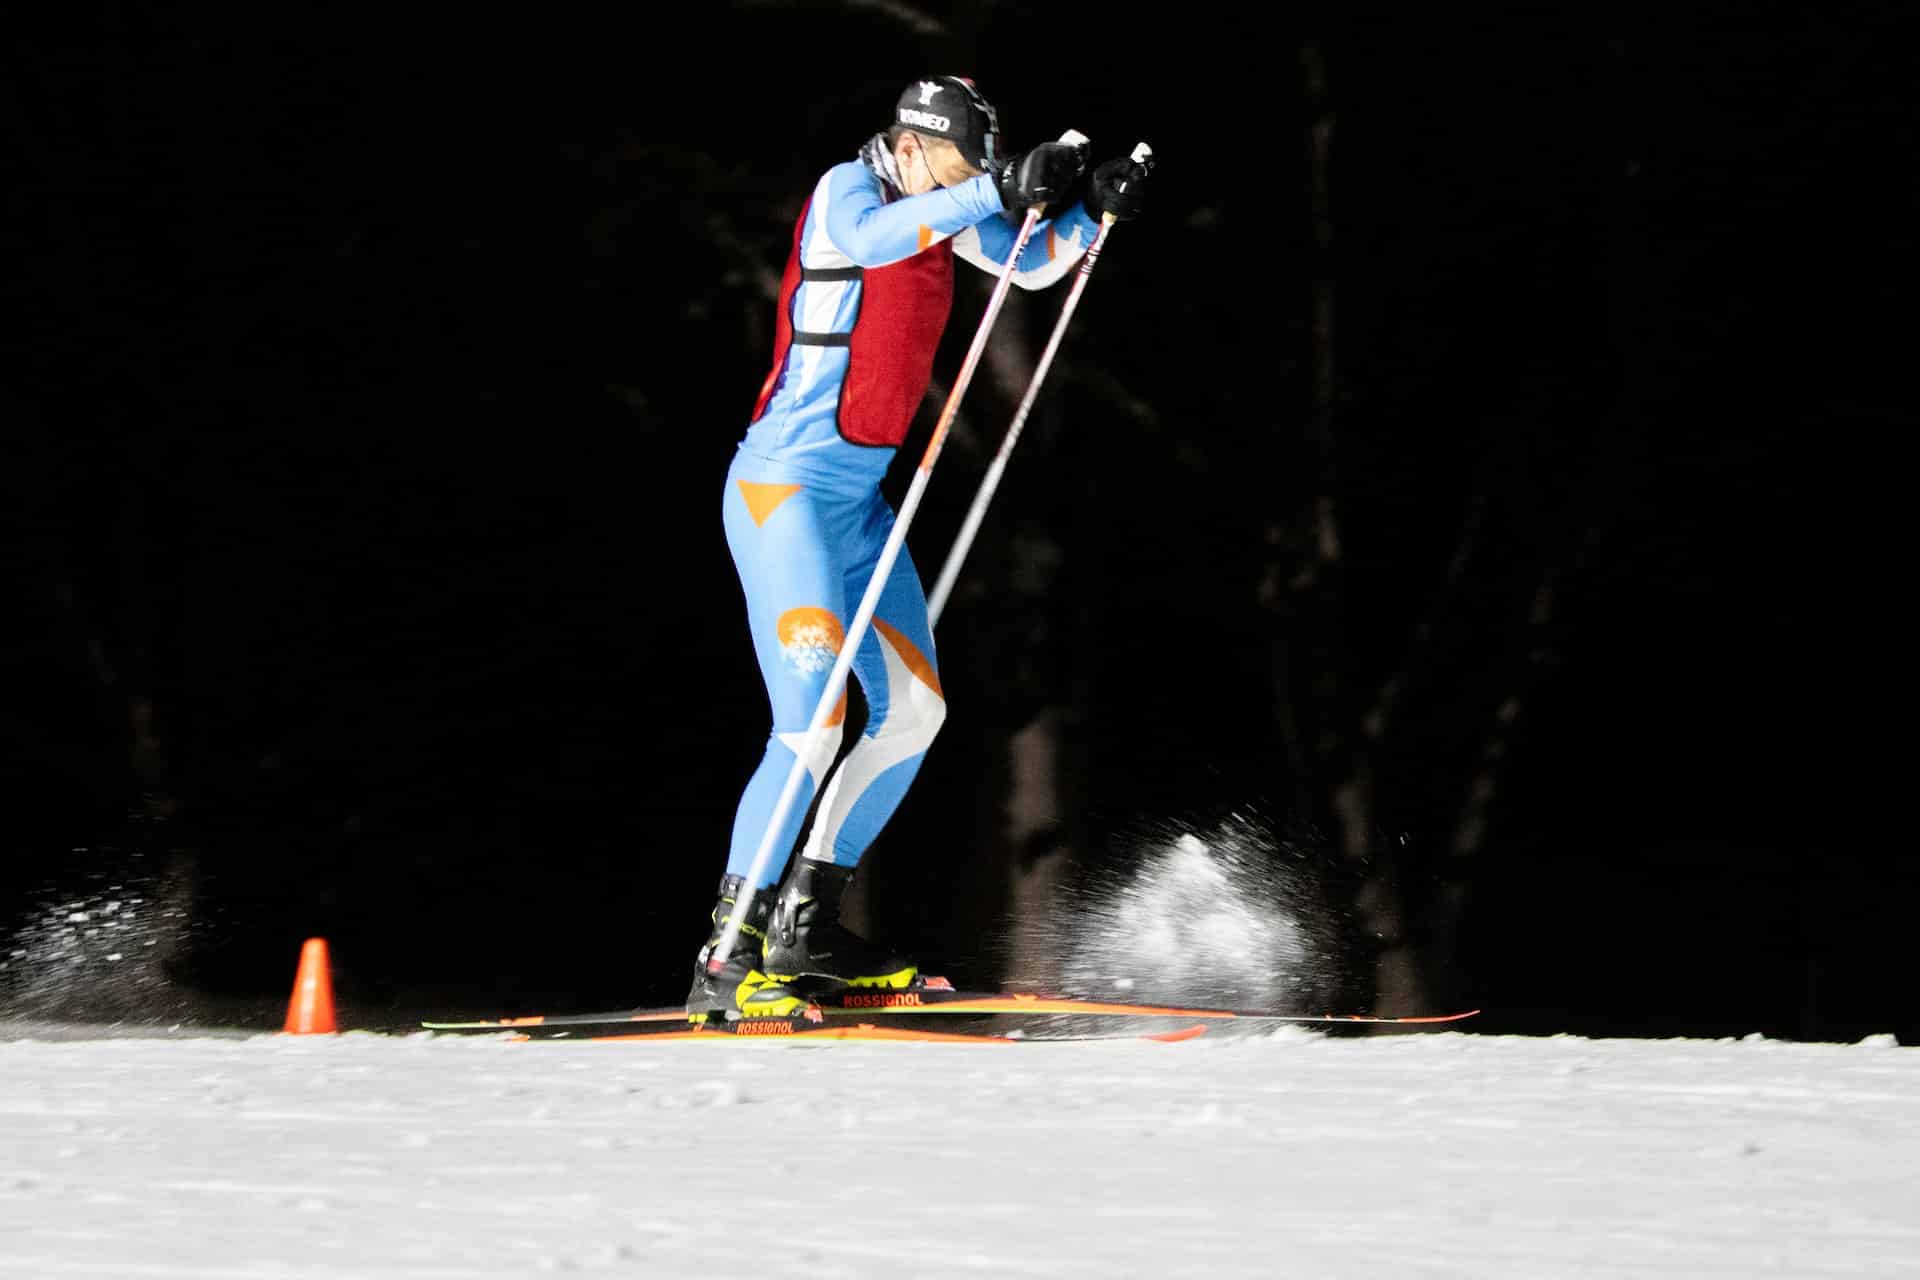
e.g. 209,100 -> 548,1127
750,197 -> 955,449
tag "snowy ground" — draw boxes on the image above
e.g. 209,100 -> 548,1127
2,1025 -> 1916,1278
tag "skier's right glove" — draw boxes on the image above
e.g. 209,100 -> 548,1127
995,140 -> 1088,213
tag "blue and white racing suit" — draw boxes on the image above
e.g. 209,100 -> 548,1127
723,134 -> 1101,887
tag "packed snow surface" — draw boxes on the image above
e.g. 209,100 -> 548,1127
2,1025 -> 1916,1278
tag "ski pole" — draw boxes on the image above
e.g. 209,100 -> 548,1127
708,136 -> 1087,973
927,141 -> 1154,628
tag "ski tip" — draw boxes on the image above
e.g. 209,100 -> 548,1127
1384,1009 -> 1481,1024
1145,1024 -> 1209,1043
1306,1008 -> 1482,1024
1414,1009 -> 1481,1023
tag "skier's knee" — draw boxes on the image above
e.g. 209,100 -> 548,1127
869,617 -> 945,753
878,682 -> 945,757
917,690 -> 948,744
784,720 -> 844,780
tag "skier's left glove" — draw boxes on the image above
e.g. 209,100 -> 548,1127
1088,154 -> 1153,222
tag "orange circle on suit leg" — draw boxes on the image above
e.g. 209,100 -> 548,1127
775,608 -> 849,726
777,607 -> 845,674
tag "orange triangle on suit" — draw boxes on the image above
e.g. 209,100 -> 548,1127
738,481 -> 802,528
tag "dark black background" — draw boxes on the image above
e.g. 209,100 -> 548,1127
2,5 -> 1900,1039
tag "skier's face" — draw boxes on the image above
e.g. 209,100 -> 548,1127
900,134 -> 982,195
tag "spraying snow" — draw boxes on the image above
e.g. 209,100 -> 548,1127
1039,812 -> 1346,1013
0,848 -> 197,1025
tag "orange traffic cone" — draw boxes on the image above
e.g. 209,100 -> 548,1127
283,937 -> 338,1034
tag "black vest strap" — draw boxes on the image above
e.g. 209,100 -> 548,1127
792,265 -> 861,344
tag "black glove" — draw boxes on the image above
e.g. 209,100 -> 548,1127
995,140 -> 1088,212
1041,168 -> 1090,222
1088,155 -> 1152,221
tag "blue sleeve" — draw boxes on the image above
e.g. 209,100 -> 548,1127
820,165 -> 1007,269
967,201 -> 1103,273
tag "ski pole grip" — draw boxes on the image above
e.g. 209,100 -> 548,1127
1096,144 -> 1154,227
1029,128 -> 1092,215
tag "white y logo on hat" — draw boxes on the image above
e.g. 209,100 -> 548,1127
917,81 -> 942,106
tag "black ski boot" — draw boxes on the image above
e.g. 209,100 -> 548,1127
684,874 -> 815,1023
762,857 -> 919,992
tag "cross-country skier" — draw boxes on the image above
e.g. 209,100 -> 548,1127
687,75 -> 1153,1021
